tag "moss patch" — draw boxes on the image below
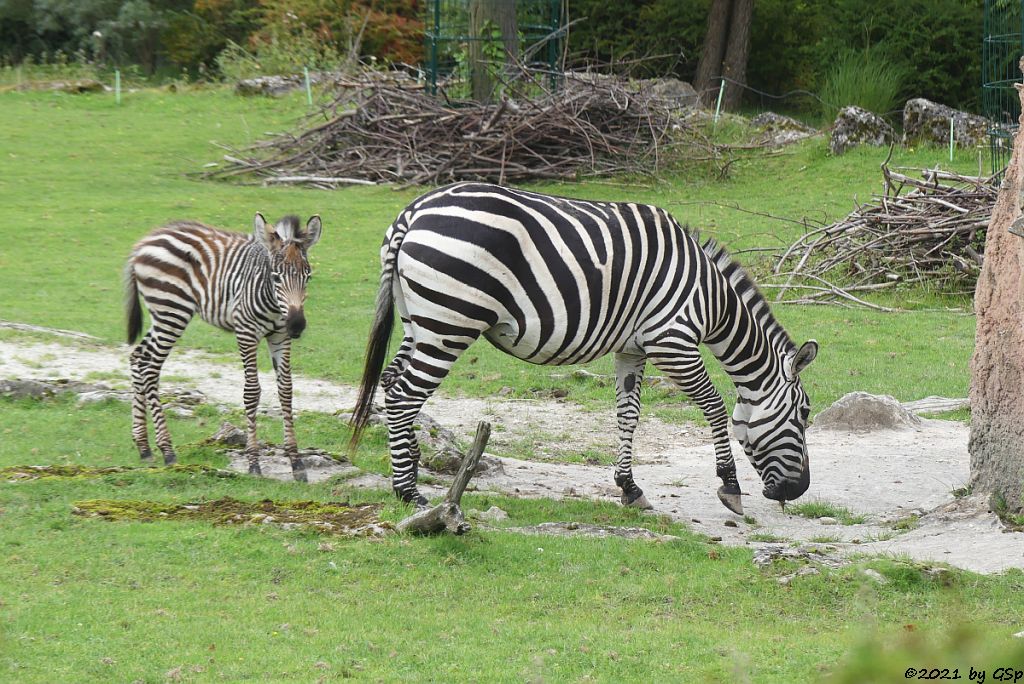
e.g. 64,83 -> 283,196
1,463 -> 235,481
71,497 -> 391,537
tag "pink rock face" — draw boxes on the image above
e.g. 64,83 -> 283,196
969,86 -> 1024,513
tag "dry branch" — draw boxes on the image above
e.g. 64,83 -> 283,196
397,421 -> 491,535
201,68 -> 725,186
766,156 -> 997,307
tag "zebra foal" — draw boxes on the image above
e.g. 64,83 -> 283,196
125,213 -> 322,480
351,183 -> 816,514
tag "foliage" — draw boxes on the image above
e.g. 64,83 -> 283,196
818,48 -> 909,122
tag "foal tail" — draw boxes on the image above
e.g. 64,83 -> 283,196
124,263 -> 143,345
349,224 -> 406,452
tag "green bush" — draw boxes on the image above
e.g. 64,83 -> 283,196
215,28 -> 346,81
819,48 -> 909,123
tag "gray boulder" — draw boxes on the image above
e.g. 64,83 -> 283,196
646,77 -> 699,109
814,392 -> 921,431
829,106 -> 894,155
751,111 -> 818,147
903,98 -> 991,148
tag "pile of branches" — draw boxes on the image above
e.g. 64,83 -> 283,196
765,155 -> 996,310
201,69 -> 719,187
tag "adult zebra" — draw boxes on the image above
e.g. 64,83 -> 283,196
350,183 -> 816,513
125,213 -> 322,480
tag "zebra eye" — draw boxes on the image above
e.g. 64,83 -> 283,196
271,272 -> 282,282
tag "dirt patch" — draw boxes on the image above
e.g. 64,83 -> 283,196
72,497 -> 391,537
3,334 -> 1023,574
813,391 -> 921,431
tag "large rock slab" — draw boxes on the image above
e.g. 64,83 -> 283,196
814,391 -> 921,431
829,106 -> 894,155
903,98 -> 990,148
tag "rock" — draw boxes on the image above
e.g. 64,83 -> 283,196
778,566 -> 820,586
0,378 -> 104,400
235,73 -> 325,97
861,568 -> 888,584
209,422 -> 247,446
77,389 -> 131,405
814,391 -> 922,431
829,106 -> 894,155
477,506 -> 509,522
504,521 -> 679,542
818,516 -> 839,526
646,77 -> 699,109
750,112 -> 818,147
903,98 -> 990,148
17,79 -> 106,94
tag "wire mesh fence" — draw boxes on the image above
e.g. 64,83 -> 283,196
983,0 -> 1024,176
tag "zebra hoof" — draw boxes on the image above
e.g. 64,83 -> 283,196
396,488 -> 429,508
291,467 -> 308,483
248,463 -> 262,476
162,453 -> 177,466
138,447 -> 153,462
717,485 -> 744,515
623,493 -> 653,510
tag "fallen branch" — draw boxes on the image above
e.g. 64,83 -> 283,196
397,421 -> 491,535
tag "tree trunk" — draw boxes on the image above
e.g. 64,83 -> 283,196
469,0 -> 518,103
720,0 -> 753,111
968,78 -> 1024,514
693,0 -> 732,108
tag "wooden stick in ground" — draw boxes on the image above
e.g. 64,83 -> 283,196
396,421 -> 492,535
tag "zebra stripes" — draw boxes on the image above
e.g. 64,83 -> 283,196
125,213 -> 322,480
351,182 -> 816,513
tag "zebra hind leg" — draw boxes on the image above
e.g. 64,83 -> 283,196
136,320 -> 188,465
385,331 -> 479,507
129,337 -> 153,461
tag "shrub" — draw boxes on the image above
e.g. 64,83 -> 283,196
819,48 -> 908,123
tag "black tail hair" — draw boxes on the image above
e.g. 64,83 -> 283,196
125,264 -> 143,344
348,269 -> 396,452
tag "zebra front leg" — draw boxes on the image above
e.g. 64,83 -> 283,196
648,346 -> 744,515
612,352 -> 652,510
267,334 -> 306,482
237,332 -> 263,475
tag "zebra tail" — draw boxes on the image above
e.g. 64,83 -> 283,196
349,262 -> 396,452
125,264 -> 143,345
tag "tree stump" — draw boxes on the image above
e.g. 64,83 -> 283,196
397,422 -> 491,535
968,74 -> 1024,514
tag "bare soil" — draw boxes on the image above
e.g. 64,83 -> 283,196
2,332 -> 1022,575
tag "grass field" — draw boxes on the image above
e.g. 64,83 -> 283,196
0,87 -> 978,413
0,85 -> 1005,682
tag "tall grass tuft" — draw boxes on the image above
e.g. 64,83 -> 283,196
819,49 -> 908,124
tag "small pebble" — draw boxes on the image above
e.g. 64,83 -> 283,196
724,520 -> 738,528
818,516 -> 839,525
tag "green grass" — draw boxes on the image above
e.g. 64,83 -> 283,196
787,500 -> 870,526
2,394 -> 1024,682
0,87 -> 978,422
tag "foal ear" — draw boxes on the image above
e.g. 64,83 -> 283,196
253,212 -> 278,247
792,340 -> 818,376
301,215 -> 322,249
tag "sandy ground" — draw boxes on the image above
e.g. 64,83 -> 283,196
2,331 -> 1022,575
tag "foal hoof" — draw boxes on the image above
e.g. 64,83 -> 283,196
624,493 -> 653,510
717,485 -> 744,515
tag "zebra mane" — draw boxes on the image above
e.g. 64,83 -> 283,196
274,215 -> 302,241
697,235 -> 795,353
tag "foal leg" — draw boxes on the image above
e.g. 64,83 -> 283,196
612,352 -> 652,509
129,333 -> 154,461
137,315 -> 190,465
267,333 -> 306,482
646,342 -> 743,515
237,330 -> 264,475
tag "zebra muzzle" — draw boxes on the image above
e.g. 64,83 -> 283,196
286,311 -> 307,339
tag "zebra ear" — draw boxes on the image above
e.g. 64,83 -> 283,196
301,215 -> 322,249
253,213 -> 277,248
792,340 -> 818,376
